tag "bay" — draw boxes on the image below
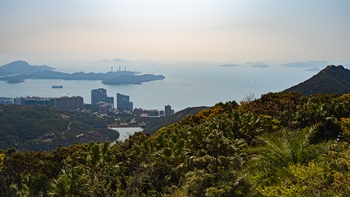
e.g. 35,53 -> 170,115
110,127 -> 144,142
0,62 -> 316,111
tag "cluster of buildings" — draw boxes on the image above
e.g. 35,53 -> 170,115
91,88 -> 115,113
90,88 -> 174,116
91,88 -> 114,106
0,96 -> 84,110
134,104 -> 174,118
1,88 -> 175,116
0,97 -> 22,105
90,88 -> 134,113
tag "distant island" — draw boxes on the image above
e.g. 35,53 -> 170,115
0,60 -> 55,76
7,79 -> 25,84
0,60 -> 165,85
219,64 -> 240,67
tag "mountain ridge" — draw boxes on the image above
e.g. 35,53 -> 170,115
0,60 -> 55,76
284,65 -> 350,95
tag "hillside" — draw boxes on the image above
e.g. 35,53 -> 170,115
143,106 -> 208,134
1,92 -> 350,196
0,60 -> 55,75
0,105 -> 118,151
284,65 -> 350,95
0,68 -> 14,76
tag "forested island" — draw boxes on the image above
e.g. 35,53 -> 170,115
0,61 -> 165,85
1,92 -> 350,196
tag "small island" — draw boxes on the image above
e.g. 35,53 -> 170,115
7,79 -> 25,84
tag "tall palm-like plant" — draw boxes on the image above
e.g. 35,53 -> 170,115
247,125 -> 332,192
151,125 -> 191,190
180,116 -> 249,197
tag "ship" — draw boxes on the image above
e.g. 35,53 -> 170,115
52,85 -> 63,88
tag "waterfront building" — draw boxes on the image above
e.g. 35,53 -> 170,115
165,105 -> 174,116
0,97 -> 14,105
91,88 -> 106,105
13,98 -> 23,105
106,96 -> 114,106
147,109 -> 160,117
24,97 -> 51,106
1,96 -> 83,110
159,110 -> 165,116
50,96 -> 84,110
117,93 -> 133,112
91,88 -> 114,107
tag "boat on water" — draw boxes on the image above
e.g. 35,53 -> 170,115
52,85 -> 63,88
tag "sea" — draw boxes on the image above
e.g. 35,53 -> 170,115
0,61 -> 318,111
110,127 -> 144,142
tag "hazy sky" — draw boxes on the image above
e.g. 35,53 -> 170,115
1,0 -> 349,65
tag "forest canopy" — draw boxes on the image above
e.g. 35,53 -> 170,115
0,105 -> 118,151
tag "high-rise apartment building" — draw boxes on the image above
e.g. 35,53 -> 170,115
91,88 -> 114,107
117,93 -> 133,112
165,105 -> 174,116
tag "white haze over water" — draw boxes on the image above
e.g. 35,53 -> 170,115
0,61 -> 319,111
1,0 -> 348,110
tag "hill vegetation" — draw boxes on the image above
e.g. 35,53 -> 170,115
0,105 -> 118,151
1,92 -> 350,196
143,106 -> 208,135
284,65 -> 350,95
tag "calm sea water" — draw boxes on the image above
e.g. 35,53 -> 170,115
110,127 -> 144,142
0,62 -> 316,111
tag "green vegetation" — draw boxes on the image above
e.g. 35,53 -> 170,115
0,105 -> 118,151
143,106 -> 208,135
1,92 -> 350,196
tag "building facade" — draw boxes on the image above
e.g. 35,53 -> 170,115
91,88 -> 114,107
117,93 -> 133,112
50,96 -> 84,110
24,97 -> 51,106
165,105 -> 174,116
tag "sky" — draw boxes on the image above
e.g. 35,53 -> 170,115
1,0 -> 349,67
